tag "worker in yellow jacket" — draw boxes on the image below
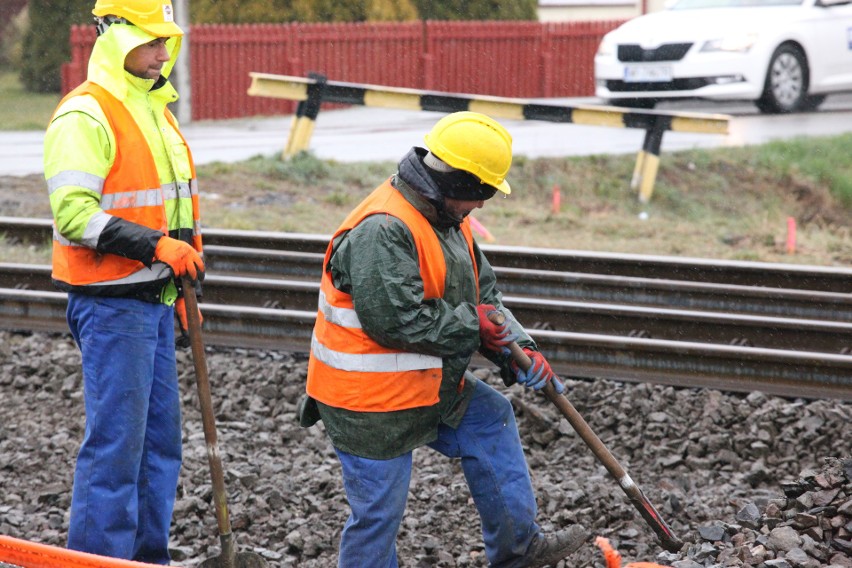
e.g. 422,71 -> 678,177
43,0 -> 203,563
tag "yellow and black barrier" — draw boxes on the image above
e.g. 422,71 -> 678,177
247,72 -> 731,202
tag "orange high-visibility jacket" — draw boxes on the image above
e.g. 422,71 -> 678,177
50,81 -> 200,288
306,179 -> 479,412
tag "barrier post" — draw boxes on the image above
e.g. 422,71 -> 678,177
248,72 -> 730,200
284,73 -> 327,158
632,121 -> 665,203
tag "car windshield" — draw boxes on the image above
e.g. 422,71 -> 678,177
669,0 -> 803,9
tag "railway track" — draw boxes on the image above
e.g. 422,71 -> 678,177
3,263 -> 852,354
4,215 -> 852,292
2,217 -> 851,400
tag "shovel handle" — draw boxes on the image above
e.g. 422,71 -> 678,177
182,279 -> 234,541
493,312 -> 684,553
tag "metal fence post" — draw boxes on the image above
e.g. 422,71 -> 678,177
172,0 -> 192,124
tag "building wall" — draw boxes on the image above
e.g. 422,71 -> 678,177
538,4 -> 643,21
537,0 -> 668,21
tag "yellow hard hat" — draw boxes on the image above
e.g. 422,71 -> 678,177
93,0 -> 183,37
424,111 -> 512,195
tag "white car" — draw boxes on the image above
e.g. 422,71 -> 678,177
594,0 -> 852,113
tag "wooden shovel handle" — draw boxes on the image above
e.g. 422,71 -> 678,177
490,309 -> 684,552
182,280 -> 234,540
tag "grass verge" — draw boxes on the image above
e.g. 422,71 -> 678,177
0,70 -> 60,131
190,139 -> 851,266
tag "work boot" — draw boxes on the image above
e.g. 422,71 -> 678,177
518,524 -> 587,567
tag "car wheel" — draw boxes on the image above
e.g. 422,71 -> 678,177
608,98 -> 657,109
756,44 -> 808,114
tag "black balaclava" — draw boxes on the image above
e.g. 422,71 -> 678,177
397,147 -> 497,226
424,152 -> 498,202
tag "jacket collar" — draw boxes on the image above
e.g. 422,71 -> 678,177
87,23 -> 180,103
396,147 -> 460,229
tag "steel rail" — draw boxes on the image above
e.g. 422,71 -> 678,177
5,242 -> 852,324
2,288 -> 850,401
204,245 -> 323,280
481,246 -> 852,293
4,216 -> 851,292
202,252 -> 852,323
3,263 -> 851,354
494,266 -> 852,322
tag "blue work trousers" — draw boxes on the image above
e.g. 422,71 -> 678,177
66,294 -> 182,564
335,379 -> 539,568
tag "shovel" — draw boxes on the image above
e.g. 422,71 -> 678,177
488,311 -> 684,553
182,278 -> 269,568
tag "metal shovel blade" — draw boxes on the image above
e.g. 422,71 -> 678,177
199,551 -> 268,568
198,532 -> 269,568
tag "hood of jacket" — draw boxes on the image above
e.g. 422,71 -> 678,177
87,22 -> 181,102
397,146 -> 463,229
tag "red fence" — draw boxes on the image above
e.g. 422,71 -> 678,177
62,19 -> 624,121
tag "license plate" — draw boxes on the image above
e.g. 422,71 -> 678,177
624,65 -> 673,83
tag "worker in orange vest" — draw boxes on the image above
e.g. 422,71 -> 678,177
43,0 -> 203,563
301,111 -> 587,567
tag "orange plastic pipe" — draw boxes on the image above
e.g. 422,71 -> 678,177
595,536 -> 673,568
0,535 -> 182,568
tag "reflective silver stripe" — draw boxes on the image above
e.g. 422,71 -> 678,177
162,183 -> 178,200
194,220 -> 203,237
52,226 -> 76,246
311,333 -> 442,373
47,170 -> 105,195
189,178 -> 198,196
162,182 -> 191,201
81,211 -> 112,248
53,211 -> 112,248
176,181 -> 192,199
318,289 -> 362,328
75,262 -> 172,287
101,188 -> 163,210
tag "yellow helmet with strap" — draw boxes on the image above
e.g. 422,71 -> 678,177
424,111 -> 513,195
93,0 -> 183,37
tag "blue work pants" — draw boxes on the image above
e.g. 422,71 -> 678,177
335,379 -> 539,568
65,294 -> 182,564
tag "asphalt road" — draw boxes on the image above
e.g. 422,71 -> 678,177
2,94 -> 852,177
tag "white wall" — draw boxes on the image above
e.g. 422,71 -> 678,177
537,0 -> 667,21
538,4 -> 641,21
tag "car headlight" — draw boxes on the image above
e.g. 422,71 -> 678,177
596,38 -> 615,57
700,33 -> 758,53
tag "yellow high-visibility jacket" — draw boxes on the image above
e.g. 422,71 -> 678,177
44,22 -> 200,302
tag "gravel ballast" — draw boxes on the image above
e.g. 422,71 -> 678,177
0,330 -> 850,567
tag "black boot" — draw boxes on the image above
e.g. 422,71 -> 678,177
518,525 -> 587,567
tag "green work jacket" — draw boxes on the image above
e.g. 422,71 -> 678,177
315,172 -> 535,459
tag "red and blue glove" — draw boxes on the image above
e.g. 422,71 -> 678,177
476,304 -> 518,353
510,348 -> 565,394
